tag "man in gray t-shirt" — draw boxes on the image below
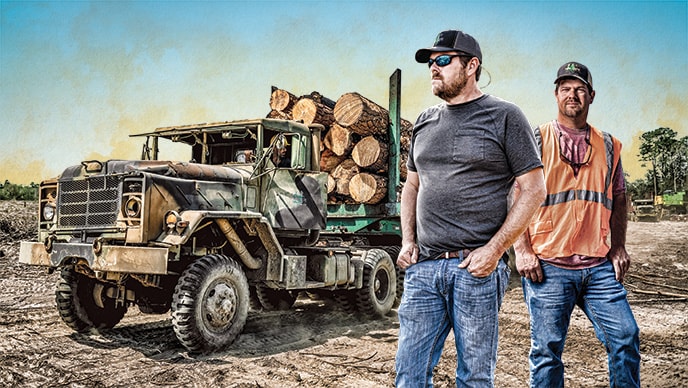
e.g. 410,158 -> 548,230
394,29 -> 546,387
408,94 -> 543,262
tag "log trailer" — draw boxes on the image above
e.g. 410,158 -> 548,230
19,70 -> 405,352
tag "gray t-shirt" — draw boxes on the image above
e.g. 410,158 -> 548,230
408,94 -> 542,261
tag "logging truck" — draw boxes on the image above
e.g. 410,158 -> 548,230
19,70 -> 406,352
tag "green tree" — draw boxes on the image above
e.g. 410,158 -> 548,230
638,127 -> 687,195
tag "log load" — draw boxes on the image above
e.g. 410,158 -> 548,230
291,97 -> 335,127
349,172 -> 387,204
351,135 -> 388,172
265,86 -> 415,205
269,87 -> 299,114
334,92 -> 389,136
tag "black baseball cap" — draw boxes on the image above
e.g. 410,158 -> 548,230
555,62 -> 593,91
415,29 -> 482,64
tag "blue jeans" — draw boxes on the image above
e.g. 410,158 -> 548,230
395,257 -> 510,387
522,260 -> 640,388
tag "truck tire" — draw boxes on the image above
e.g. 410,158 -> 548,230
255,284 -> 298,311
171,254 -> 249,353
381,245 -> 404,308
354,249 -> 396,317
56,267 -> 128,332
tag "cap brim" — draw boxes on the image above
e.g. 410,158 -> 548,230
415,46 -> 457,63
555,75 -> 592,89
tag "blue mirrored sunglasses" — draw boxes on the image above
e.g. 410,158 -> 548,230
427,54 -> 470,68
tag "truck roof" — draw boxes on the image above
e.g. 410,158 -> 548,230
130,118 -> 316,145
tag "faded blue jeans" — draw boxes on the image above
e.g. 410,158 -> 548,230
395,256 -> 510,387
522,260 -> 640,388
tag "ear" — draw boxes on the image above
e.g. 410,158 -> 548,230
589,90 -> 595,103
467,57 -> 480,75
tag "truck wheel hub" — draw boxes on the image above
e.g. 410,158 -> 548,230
204,282 -> 237,328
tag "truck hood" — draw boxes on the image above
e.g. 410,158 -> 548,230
59,160 -> 252,184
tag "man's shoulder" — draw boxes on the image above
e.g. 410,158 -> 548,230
481,94 -> 525,112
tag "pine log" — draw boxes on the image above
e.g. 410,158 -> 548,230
400,153 -> 408,181
334,92 -> 389,136
292,97 -> 335,127
266,109 -> 291,120
349,173 -> 387,204
269,87 -> 298,113
352,136 -> 388,172
308,91 -> 336,109
330,159 -> 359,196
320,148 -> 347,172
327,174 -> 336,194
323,123 -> 356,156
400,118 -> 413,151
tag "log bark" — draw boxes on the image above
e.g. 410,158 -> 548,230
351,136 -> 388,172
308,91 -> 336,109
330,159 -> 359,196
327,174 -> 336,194
320,148 -> 347,172
399,153 -> 408,181
323,123 -> 356,156
292,97 -> 335,127
269,87 -> 298,113
334,92 -> 389,136
266,109 -> 291,120
349,173 -> 387,204
400,118 -> 413,151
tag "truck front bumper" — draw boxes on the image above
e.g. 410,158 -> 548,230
19,241 -> 169,274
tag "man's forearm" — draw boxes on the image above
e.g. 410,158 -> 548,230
488,169 -> 546,253
400,175 -> 419,245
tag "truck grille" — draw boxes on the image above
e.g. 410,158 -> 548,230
58,176 -> 121,228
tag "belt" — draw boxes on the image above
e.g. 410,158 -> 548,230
435,249 -> 471,260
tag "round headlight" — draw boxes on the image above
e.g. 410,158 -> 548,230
42,204 -> 55,221
124,197 -> 142,218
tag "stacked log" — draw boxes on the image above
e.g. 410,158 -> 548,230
349,173 -> 387,205
333,92 -> 389,136
351,136 -> 388,172
292,98 -> 335,127
270,86 -> 299,114
323,123 -> 357,157
267,86 -> 413,205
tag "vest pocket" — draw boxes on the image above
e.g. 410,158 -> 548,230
530,219 -> 553,235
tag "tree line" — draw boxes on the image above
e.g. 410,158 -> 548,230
626,127 -> 688,200
0,180 -> 38,201
1,128 -> 685,203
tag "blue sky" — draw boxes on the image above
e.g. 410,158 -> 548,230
1,0 -> 686,184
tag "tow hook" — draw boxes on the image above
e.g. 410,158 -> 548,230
93,237 -> 104,255
44,235 -> 56,253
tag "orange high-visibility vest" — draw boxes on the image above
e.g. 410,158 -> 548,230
528,121 -> 622,258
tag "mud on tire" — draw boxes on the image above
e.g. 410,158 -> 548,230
171,254 -> 249,353
255,284 -> 298,311
56,267 -> 128,332
354,248 -> 396,317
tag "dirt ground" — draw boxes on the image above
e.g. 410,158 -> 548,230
0,200 -> 686,387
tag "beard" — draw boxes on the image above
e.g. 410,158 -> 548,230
432,69 -> 468,101
561,101 -> 584,119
